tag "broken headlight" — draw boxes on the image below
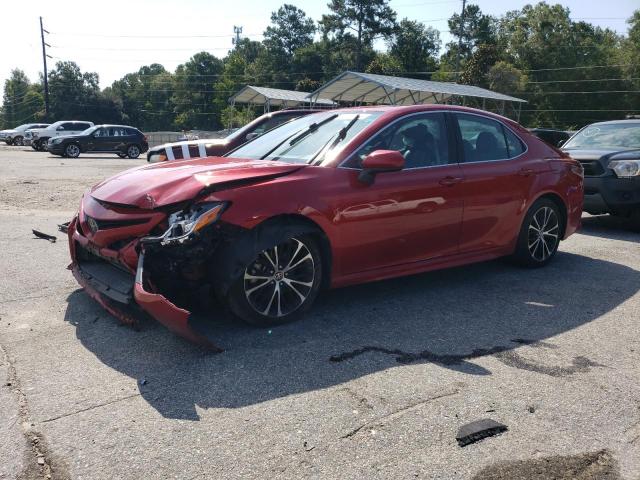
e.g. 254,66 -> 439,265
143,202 -> 226,245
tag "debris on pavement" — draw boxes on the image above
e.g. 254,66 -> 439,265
456,419 -> 508,447
32,230 -> 57,243
57,222 -> 70,233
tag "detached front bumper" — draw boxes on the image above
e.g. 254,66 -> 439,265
68,217 -> 221,351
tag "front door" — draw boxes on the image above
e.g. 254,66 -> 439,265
334,112 -> 464,274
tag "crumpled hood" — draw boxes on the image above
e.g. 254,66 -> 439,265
90,156 -> 305,209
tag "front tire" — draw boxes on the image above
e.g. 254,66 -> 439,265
13,136 -> 23,146
126,144 -> 141,159
65,143 -> 81,158
228,235 -> 323,327
513,198 -> 562,267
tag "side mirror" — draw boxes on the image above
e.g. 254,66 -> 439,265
245,132 -> 260,141
358,150 -> 404,185
557,139 -> 565,147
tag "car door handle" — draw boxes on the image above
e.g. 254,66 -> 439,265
439,176 -> 463,186
518,168 -> 535,177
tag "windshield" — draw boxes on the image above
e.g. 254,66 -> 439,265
227,111 -> 382,164
564,123 -> 640,150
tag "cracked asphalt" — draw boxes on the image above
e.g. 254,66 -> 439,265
0,144 -> 639,479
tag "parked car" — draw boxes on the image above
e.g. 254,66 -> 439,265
529,128 -> 573,147
0,123 -> 50,146
562,119 -> 640,222
67,105 -> 583,348
147,109 -> 320,162
47,125 -> 148,158
30,121 -> 94,151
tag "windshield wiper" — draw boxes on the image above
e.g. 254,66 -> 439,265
310,115 -> 361,165
288,114 -> 339,146
258,114 -> 339,160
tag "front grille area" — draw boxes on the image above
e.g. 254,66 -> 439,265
76,243 -> 134,304
578,160 -> 604,177
85,215 -> 150,231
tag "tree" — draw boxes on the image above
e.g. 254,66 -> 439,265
459,44 -> 498,86
389,19 -> 440,77
321,0 -> 397,71
172,52 -> 224,130
486,61 -> 527,94
365,52 -> 402,75
48,61 -> 123,123
264,4 -> 316,58
1,69 -> 43,127
444,4 -> 496,71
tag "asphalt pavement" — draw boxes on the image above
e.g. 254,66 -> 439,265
0,144 -> 638,479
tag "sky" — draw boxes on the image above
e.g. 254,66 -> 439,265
0,0 -> 637,98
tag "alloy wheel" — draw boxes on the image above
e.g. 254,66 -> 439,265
527,206 -> 559,262
243,238 -> 315,318
66,144 -> 80,158
127,145 -> 140,158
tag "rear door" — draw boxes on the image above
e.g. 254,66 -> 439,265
452,112 -> 547,253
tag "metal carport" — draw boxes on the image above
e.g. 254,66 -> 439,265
229,85 -> 335,112
306,71 -> 526,119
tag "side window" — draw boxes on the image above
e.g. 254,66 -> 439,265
503,127 -> 525,157
79,123 -> 92,131
456,114 -> 509,162
348,112 -> 450,169
93,128 -> 106,137
60,122 -> 75,130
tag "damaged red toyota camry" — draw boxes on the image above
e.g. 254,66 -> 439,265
68,105 -> 583,349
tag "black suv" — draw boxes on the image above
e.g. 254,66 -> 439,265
562,120 -> 640,223
47,125 -> 149,159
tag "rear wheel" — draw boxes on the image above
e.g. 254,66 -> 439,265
13,136 -> 23,146
513,198 -> 562,267
65,143 -> 81,158
36,139 -> 48,151
228,235 -> 323,327
126,144 -> 141,159
6,139 -> 13,146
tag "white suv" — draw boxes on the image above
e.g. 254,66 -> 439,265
31,120 -> 94,151
0,123 -> 50,146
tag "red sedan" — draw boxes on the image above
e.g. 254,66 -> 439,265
67,105 -> 583,349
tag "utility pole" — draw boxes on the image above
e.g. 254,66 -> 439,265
455,0 -> 466,82
39,16 -> 50,118
232,26 -> 243,47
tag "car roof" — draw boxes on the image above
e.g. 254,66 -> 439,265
306,104 -> 525,129
94,124 -> 139,129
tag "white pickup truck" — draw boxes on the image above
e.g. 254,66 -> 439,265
30,120 -> 94,151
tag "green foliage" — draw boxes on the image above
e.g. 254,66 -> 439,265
321,0 -> 397,70
1,69 -> 44,128
389,19 -> 440,78
2,3 -> 637,131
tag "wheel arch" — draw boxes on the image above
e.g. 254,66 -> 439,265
211,213 -> 333,296
251,213 -> 333,290
530,191 -> 568,239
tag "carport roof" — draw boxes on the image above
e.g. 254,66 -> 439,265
306,71 -> 527,105
229,85 -> 336,107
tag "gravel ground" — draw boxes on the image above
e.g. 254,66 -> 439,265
0,144 -> 639,480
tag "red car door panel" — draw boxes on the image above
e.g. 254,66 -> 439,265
331,164 -> 464,274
